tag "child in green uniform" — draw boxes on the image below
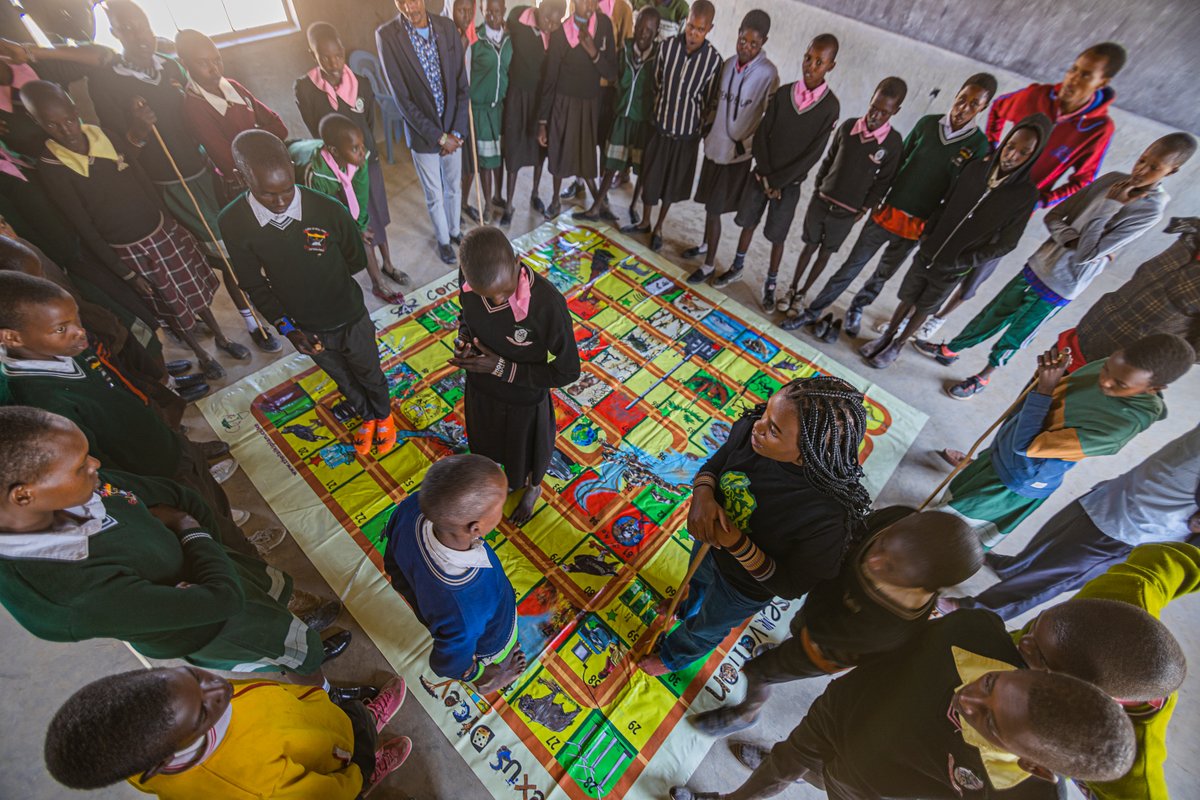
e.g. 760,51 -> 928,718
470,0 -> 513,223
288,113 -> 405,305
580,5 -> 659,223
635,0 -> 687,39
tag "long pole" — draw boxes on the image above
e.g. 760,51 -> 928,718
465,102 -> 486,216
642,542 -> 711,655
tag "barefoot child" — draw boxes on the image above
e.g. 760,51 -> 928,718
45,668 -> 411,797
469,0 -> 513,223
777,77 -> 906,328
691,508 -> 982,736
21,80 -> 239,380
450,226 -> 581,525
289,113 -> 407,305
220,130 -> 396,458
382,454 -> 528,692
296,22 -> 405,288
639,376 -> 873,676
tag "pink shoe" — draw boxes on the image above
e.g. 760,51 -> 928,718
365,676 -> 407,733
364,736 -> 412,795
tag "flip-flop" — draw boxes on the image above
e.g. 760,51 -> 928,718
381,266 -> 411,286
215,340 -> 251,361
372,286 -> 406,305
200,358 -> 226,381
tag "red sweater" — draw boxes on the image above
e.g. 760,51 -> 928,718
182,78 -> 288,178
985,83 -> 1115,208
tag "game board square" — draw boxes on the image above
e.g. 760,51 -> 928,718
558,537 -> 623,599
401,339 -> 454,379
592,390 -> 648,436
275,407 -> 336,459
255,383 -> 314,426
596,506 -> 659,562
397,387 -> 452,430
593,347 -> 639,382
655,393 -> 710,437
552,392 -> 583,433
672,290 -> 716,320
768,349 -> 820,379
574,325 -> 608,361
707,348 -> 758,386
557,709 -> 638,798
732,328 -> 780,363
545,447 -> 581,493
336,471 -> 396,532
305,440 -> 366,494
681,369 -> 734,410
632,483 -> 690,525
562,467 -> 621,523
699,309 -> 748,342
517,581 -> 584,661
620,326 -> 668,362
642,274 -> 674,296
379,440 -> 435,492
745,370 -> 784,403
358,506 -> 393,554
559,415 -> 607,461
645,305 -> 690,339
376,318 -> 428,360
563,371 -> 614,409
568,293 -> 607,320
384,362 -> 422,401
602,672 -> 675,752
494,538 -> 546,607
677,327 -> 721,361
689,418 -> 734,458
638,534 -> 693,603
432,371 -> 466,406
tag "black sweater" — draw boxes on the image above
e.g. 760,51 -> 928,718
698,416 -> 848,602
815,118 -> 904,212
918,114 -> 1053,272
293,71 -> 379,163
537,15 -> 618,121
751,82 -> 840,189
507,7 -> 549,93
218,187 -> 368,333
458,265 -> 581,406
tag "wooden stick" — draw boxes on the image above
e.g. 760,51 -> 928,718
643,542 -> 711,655
465,102 -> 486,217
123,640 -> 154,670
149,123 -> 266,332
917,380 -> 1036,511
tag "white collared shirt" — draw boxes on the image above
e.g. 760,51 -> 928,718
940,113 -> 978,142
0,494 -> 109,562
420,518 -> 492,576
161,703 -> 234,773
0,347 -> 78,375
248,190 -> 303,229
191,77 -> 247,117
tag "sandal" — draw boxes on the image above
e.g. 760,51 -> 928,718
200,357 -> 226,381
380,265 -> 411,286
372,285 -> 406,305
215,339 -> 251,361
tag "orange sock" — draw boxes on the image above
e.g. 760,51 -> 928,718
373,414 -> 397,455
352,419 -> 377,456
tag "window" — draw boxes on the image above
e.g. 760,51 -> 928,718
86,0 -> 299,48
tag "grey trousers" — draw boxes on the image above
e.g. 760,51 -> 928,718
410,148 -> 463,246
311,315 -> 392,421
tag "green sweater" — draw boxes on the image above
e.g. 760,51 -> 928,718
883,114 -> 989,220
614,40 -> 657,123
289,139 -> 370,233
0,470 -> 246,659
470,26 -> 513,108
219,187 -> 368,334
1,349 -> 182,478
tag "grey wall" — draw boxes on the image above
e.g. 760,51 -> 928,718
796,0 -> 1200,132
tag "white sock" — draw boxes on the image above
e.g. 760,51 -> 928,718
322,678 -> 331,692
239,308 -> 260,333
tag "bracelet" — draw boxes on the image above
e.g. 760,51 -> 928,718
276,317 -> 296,335
492,357 -> 506,378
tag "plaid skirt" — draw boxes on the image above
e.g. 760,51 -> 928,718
112,215 -> 218,333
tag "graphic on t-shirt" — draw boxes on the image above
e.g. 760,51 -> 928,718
718,471 -> 757,533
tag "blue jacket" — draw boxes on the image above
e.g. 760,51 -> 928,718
375,13 -> 469,154
382,494 -> 516,680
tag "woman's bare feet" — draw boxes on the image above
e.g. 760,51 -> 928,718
510,484 -> 542,526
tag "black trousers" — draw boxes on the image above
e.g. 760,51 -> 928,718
807,219 -> 918,314
744,614 -> 848,686
339,698 -> 378,796
175,437 -> 258,559
311,314 -> 392,421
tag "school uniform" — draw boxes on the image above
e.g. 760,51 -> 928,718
942,358 -> 1165,550
182,77 -> 288,204
219,187 -> 391,422
36,126 -> 218,334
734,80 -> 840,245
603,39 -> 657,172
641,33 -> 722,206
458,264 -> 581,491
694,52 -> 778,216
470,24 -> 513,171
131,680 -> 373,799
801,116 -> 903,253
295,66 -> 392,246
381,493 -> 518,681
633,0 -> 689,40
0,470 -> 323,673
538,13 -> 618,180
504,6 -> 551,171
289,139 -> 371,233
595,0 -> 634,149
659,414 -> 850,672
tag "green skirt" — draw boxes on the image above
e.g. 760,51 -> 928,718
472,102 -> 504,170
604,116 -> 651,173
182,556 -> 324,675
156,171 -> 225,255
943,450 -> 1045,550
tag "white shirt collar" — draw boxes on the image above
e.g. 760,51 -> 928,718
940,113 -> 978,142
0,347 -> 80,375
485,25 -> 504,44
0,494 -> 108,562
248,190 -> 303,229
161,703 -> 234,773
190,77 -> 246,117
420,518 -> 492,576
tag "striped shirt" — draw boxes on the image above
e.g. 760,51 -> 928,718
653,34 -> 722,137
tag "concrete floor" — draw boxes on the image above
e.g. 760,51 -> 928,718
3,142 -> 1198,799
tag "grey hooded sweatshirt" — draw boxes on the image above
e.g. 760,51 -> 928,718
1026,171 -> 1168,300
702,51 -> 779,165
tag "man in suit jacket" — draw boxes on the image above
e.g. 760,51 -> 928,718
377,0 -> 470,264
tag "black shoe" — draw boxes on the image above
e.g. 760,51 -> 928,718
681,244 -> 707,259
175,373 -> 207,389
462,205 -> 480,223
712,264 -> 743,289
178,383 -> 211,403
251,326 -> 282,353
572,208 -> 599,221
195,439 -> 231,460
531,195 -> 546,214
450,234 -> 463,246
686,267 -> 713,284
437,243 -> 457,264
322,630 -> 353,664
620,222 -> 650,234
499,209 -> 513,226
166,359 -> 193,376
650,233 -> 663,252
843,307 -> 863,338
561,179 -> 584,199
820,318 -> 843,344
811,313 -> 834,339
328,684 -> 381,704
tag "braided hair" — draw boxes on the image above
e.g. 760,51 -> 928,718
750,375 -> 872,520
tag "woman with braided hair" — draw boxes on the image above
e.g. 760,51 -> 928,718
639,375 -> 872,676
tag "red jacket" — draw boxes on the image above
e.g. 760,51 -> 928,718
986,83 -> 1115,208
182,78 -> 288,179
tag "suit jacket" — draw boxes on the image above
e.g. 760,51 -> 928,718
376,13 -> 469,154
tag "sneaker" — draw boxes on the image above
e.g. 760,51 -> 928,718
289,589 -> 342,630
209,458 -> 238,484
561,179 -> 585,199
247,527 -> 286,554
843,307 -> 863,338
866,340 -> 904,369
373,415 -> 398,455
437,243 -> 456,264
913,340 -> 960,366
915,315 -> 946,342
685,266 -> 713,284
231,508 -> 250,526
352,419 -> 377,455
364,736 -> 412,795
774,288 -> 795,315
681,243 -> 708,259
760,279 -> 777,311
250,326 -> 282,353
948,374 -> 989,400
365,677 -> 408,732
712,264 -> 743,289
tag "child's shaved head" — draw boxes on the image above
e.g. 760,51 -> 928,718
0,235 -> 45,277
419,454 -> 507,533
173,28 -> 214,60
0,272 -> 70,330
460,226 -> 518,292
1152,132 -> 1198,166
19,79 -> 76,123
866,509 -> 983,590
306,20 -> 341,50
232,129 -> 292,178
0,406 -> 69,495
876,76 -> 908,104
318,112 -> 361,149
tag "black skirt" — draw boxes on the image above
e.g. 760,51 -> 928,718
547,94 -> 600,180
503,85 -> 545,171
641,131 -> 701,205
694,157 -> 753,215
464,382 -> 555,491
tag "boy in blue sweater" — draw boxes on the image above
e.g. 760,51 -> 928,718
382,454 -> 527,692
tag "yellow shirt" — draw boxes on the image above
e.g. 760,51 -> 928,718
130,680 -> 363,799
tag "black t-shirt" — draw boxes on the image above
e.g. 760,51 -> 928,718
700,415 -> 849,602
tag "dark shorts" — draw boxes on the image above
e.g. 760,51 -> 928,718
735,179 -> 802,244
958,255 -> 1003,301
897,252 -> 965,313
801,196 -> 859,252
641,131 -> 701,205
694,157 -> 753,216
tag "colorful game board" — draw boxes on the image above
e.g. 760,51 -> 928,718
200,220 -> 926,800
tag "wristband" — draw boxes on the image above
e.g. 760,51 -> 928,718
492,357 -> 506,377
276,317 -> 297,335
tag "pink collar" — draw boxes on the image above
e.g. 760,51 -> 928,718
307,67 -> 359,111
598,0 -> 615,15
519,7 -> 550,49
0,61 -> 38,113
851,116 -> 890,144
462,265 -> 533,321
319,148 -> 359,219
792,80 -> 827,112
562,13 -> 597,48
0,146 -> 27,182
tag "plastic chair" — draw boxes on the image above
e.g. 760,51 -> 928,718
349,50 -> 406,164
